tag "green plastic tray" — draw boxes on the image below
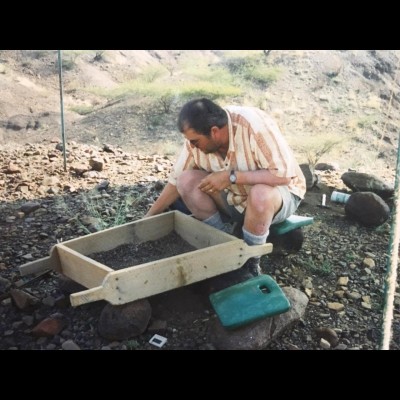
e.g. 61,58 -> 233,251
270,215 -> 314,236
209,275 -> 291,329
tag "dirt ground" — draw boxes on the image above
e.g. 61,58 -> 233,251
89,231 -> 197,270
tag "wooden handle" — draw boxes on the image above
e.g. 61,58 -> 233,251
19,256 -> 53,276
243,242 -> 273,259
70,286 -> 105,307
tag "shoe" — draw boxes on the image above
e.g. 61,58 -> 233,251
201,257 -> 262,295
243,257 -> 261,276
205,268 -> 253,294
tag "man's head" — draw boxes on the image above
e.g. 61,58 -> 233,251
178,98 -> 227,136
178,98 -> 228,154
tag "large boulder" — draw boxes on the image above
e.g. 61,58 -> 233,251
98,299 -> 152,341
341,172 -> 394,199
208,287 -> 308,350
300,164 -> 317,190
345,191 -> 390,227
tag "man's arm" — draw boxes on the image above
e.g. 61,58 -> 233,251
145,182 -> 180,217
197,169 -> 292,193
235,169 -> 292,186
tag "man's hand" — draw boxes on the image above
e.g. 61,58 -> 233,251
198,171 -> 230,194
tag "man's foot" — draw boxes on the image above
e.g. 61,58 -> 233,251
243,257 -> 261,276
196,257 -> 261,295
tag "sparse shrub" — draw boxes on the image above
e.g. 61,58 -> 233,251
148,113 -> 164,127
125,339 -> 140,350
56,51 -> 80,71
179,81 -> 241,99
158,91 -> 176,114
55,186 -> 151,235
55,55 -> 76,71
91,79 -> 241,103
305,140 -> 341,167
294,135 -> 342,168
139,66 -> 167,83
165,62 -> 175,76
242,64 -> 281,85
29,50 -> 49,59
61,57 -> 76,71
70,105 -> 95,115
93,51 -> 105,62
332,106 -> 345,113
357,115 -> 378,129
305,258 -> 332,276
223,53 -> 281,86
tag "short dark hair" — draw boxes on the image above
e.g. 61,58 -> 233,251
177,98 -> 228,136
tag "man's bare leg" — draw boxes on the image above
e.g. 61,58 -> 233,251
242,184 -> 283,274
176,170 -> 228,230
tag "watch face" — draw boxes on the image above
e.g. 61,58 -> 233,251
230,171 -> 236,183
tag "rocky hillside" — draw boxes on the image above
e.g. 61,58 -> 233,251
1,50 -> 399,173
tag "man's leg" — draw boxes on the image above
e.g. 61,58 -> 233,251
242,184 -> 283,275
176,170 -> 229,231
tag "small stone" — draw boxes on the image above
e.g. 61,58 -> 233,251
198,343 -> 216,350
363,258 -> 375,269
0,276 -> 11,293
337,276 -> 349,286
334,290 -> 345,298
36,337 -> 47,346
334,343 -> 348,350
302,278 -> 313,289
361,302 -> 372,309
320,338 -> 331,349
347,291 -> 362,300
363,268 -> 372,275
32,314 -> 67,337
10,289 -> 40,310
305,288 -> 313,297
1,298 -> 12,306
12,321 -> 24,329
315,326 -> 339,347
61,340 -> 81,350
327,302 -> 345,312
42,296 -> 56,307
22,315 -> 35,326
147,319 -> 167,333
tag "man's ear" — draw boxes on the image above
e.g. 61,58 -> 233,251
210,126 -> 219,139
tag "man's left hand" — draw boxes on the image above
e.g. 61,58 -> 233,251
198,171 -> 230,194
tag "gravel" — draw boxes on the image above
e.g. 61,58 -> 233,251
0,142 -> 399,350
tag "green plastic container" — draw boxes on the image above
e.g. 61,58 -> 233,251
270,215 -> 314,236
209,275 -> 291,329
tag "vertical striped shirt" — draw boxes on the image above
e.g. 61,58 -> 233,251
169,105 -> 306,213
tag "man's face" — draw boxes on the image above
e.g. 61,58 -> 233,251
183,128 -> 219,154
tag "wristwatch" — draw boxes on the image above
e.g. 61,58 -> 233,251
229,170 -> 237,184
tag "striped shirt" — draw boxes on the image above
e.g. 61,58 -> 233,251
169,105 -> 306,213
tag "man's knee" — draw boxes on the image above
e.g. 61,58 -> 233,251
176,170 -> 203,194
247,184 -> 280,213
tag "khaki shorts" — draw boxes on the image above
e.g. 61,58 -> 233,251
221,186 -> 301,225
